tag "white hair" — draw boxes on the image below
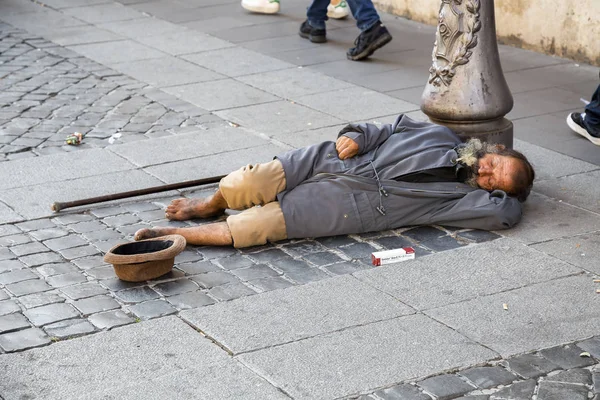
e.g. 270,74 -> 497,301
456,138 -> 497,167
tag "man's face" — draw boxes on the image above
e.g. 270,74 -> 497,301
474,153 -> 521,193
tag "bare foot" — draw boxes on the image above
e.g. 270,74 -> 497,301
134,222 -> 233,246
165,198 -> 224,221
134,227 -> 173,241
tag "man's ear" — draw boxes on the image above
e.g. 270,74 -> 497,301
494,144 -> 506,151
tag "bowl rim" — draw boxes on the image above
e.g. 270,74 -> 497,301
103,234 -> 187,264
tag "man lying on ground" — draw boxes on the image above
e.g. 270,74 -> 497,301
134,114 -> 535,248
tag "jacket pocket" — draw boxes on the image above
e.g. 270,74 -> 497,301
352,192 -> 377,233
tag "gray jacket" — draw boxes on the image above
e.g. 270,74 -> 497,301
276,114 -> 522,239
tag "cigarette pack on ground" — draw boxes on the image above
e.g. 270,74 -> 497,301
371,247 -> 415,266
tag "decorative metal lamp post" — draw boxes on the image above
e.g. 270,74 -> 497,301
421,0 -> 514,147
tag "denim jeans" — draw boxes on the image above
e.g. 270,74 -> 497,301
584,84 -> 600,134
307,0 -> 380,31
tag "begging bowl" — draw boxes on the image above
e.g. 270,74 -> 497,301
104,234 -> 186,282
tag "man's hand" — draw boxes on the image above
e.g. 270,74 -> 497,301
336,136 -> 359,160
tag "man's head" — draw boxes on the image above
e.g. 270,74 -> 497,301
457,139 -> 535,202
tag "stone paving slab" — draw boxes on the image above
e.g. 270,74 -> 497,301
214,20 -> 305,44
110,126 -> 269,167
550,136 -> 600,167
513,139 -> 599,181
508,62 -> 599,94
0,148 -> 136,190
386,85 -> 427,108
97,17 -> 181,39
294,86 -> 418,121
354,238 -> 582,310
33,0 -> 111,10
0,202 -> 23,225
182,16 -> 259,34
182,47 -> 294,78
160,1 -> 251,24
163,78 -> 280,111
308,57 -> 408,81
558,78 -> 599,101
0,316 -> 234,399
507,87 -> 584,121
81,361 -> 288,400
215,100 -> 345,137
426,274 -> 600,358
241,34 -> 320,55
0,169 -> 164,219
42,25 -> 124,47
239,314 -> 497,400
0,7 -> 87,36
531,232 -> 600,275
0,327 -> 50,352
61,2 -> 145,24
134,28 -> 235,56
128,0 -> 207,15
417,374 -> 476,399
505,69 -> 568,95
512,112 -> 600,166
272,124 -> 346,148
501,192 -> 600,245
181,274 -> 414,353
497,45 -> 570,73
0,0 -> 43,15
237,67 -> 353,99
351,63 -> 429,94
68,40 -> 166,65
44,318 -> 96,339
111,56 -> 226,88
533,170 -> 600,214
274,43 -> 351,67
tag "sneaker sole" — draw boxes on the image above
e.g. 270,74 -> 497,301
566,113 -> 600,145
327,8 -> 349,19
347,32 -> 392,61
241,3 -> 280,14
299,31 -> 327,43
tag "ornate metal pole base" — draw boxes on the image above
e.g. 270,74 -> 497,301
421,0 -> 514,148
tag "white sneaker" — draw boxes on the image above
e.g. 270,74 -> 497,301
567,112 -> 600,146
327,0 -> 349,19
241,0 -> 280,14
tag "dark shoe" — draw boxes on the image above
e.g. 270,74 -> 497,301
347,21 -> 392,61
299,20 -> 326,43
567,112 -> 600,146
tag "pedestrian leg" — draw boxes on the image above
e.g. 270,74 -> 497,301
345,0 -> 392,60
584,84 -> 600,132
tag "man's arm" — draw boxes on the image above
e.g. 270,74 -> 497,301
426,190 -> 523,230
336,119 -> 399,157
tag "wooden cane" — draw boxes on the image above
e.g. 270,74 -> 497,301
51,175 -> 226,212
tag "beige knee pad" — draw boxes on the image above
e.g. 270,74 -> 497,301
219,160 -> 286,210
226,202 -> 287,248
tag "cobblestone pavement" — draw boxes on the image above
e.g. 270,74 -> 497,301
358,340 -> 600,399
1,10 -> 599,400
0,23 -> 224,161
